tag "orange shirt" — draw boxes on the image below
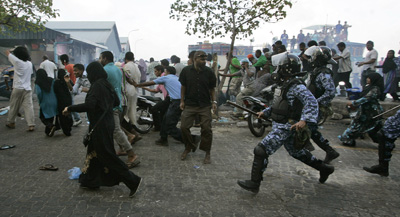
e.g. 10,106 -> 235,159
65,64 -> 76,84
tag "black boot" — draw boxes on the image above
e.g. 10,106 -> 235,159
309,160 -> 335,183
317,140 -> 340,164
363,133 -> 390,177
363,161 -> 389,177
238,144 -> 267,193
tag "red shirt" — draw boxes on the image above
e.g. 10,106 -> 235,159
65,64 -> 76,84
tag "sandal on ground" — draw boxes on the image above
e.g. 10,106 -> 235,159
0,145 -> 15,150
39,164 -> 59,171
27,126 -> 35,132
126,158 -> 141,169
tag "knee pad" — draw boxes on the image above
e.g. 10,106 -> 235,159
254,143 -> 268,158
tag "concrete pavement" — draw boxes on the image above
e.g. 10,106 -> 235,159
0,95 -> 399,217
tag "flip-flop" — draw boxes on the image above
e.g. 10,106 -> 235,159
39,164 -> 59,171
0,145 -> 15,150
117,151 -> 128,156
126,158 -> 141,169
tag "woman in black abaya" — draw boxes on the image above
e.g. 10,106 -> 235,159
53,69 -> 73,136
63,62 -> 142,197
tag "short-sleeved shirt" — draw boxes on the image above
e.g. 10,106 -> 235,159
253,55 -> 267,68
8,53 -> 33,90
179,65 -> 217,107
153,74 -> 181,100
39,60 -> 57,79
363,49 -> 378,71
104,62 -> 123,111
338,48 -> 352,73
230,58 -> 241,78
64,64 -> 76,84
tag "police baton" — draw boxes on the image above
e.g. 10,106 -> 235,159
373,104 -> 400,119
226,100 -> 269,120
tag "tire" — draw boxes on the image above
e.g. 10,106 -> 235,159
133,107 -> 153,134
317,110 -> 327,126
248,113 -> 266,137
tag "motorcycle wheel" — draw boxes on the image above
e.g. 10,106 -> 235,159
133,107 -> 153,134
248,113 -> 266,137
317,110 -> 327,126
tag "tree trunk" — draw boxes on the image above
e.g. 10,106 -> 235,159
212,53 -> 219,116
217,33 -> 236,101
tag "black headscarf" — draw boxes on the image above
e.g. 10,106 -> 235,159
55,69 -> 69,89
360,72 -> 384,98
86,62 -> 108,84
35,69 -> 53,92
86,61 -> 117,110
382,56 -> 397,74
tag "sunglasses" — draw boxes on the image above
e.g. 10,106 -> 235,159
197,54 -> 207,58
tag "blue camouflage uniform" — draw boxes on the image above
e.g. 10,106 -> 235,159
261,82 -> 318,164
381,109 -> 400,161
312,68 -> 336,107
307,67 -> 338,159
339,86 -> 383,145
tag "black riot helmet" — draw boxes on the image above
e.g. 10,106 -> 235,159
305,46 -> 336,68
271,52 -> 302,78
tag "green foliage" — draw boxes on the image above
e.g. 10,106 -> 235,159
0,0 -> 59,34
170,0 -> 292,40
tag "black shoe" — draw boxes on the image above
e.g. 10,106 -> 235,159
129,177 -> 142,198
237,180 -> 260,193
323,149 -> 340,164
155,138 -> 168,146
342,140 -> 356,147
363,165 -> 389,177
192,135 -> 201,152
319,163 -> 334,183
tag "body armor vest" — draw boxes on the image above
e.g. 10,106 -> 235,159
307,67 -> 332,99
270,78 -> 304,124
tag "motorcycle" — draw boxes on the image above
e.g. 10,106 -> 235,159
132,95 -> 162,134
242,85 -> 275,137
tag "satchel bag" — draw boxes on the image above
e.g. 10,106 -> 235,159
82,106 -> 109,147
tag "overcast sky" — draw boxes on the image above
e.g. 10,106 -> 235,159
50,0 -> 400,61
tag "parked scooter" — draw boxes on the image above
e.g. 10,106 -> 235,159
242,84 -> 275,137
132,95 -> 162,134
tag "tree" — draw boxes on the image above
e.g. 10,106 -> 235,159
0,0 -> 59,34
170,0 -> 292,107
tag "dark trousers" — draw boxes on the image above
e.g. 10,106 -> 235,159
151,96 -> 170,130
181,105 -> 213,152
334,71 -> 352,89
39,110 -> 59,135
160,99 -> 182,141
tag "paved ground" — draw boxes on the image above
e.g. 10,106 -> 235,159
0,95 -> 399,217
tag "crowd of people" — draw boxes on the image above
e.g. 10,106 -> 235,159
279,20 -> 352,51
2,34 -> 400,197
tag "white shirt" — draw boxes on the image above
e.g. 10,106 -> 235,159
39,59 -> 57,79
8,53 -> 33,91
338,48 -> 352,73
174,63 -> 185,77
362,49 -> 378,71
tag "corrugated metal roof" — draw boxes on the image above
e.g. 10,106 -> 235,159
0,27 -> 66,40
45,21 -> 117,45
45,21 -> 115,30
55,30 -> 111,45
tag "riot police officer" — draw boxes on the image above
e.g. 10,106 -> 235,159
304,46 -> 340,164
364,109 -> 400,176
237,52 -> 334,193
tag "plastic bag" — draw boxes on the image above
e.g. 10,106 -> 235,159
67,167 -> 82,180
